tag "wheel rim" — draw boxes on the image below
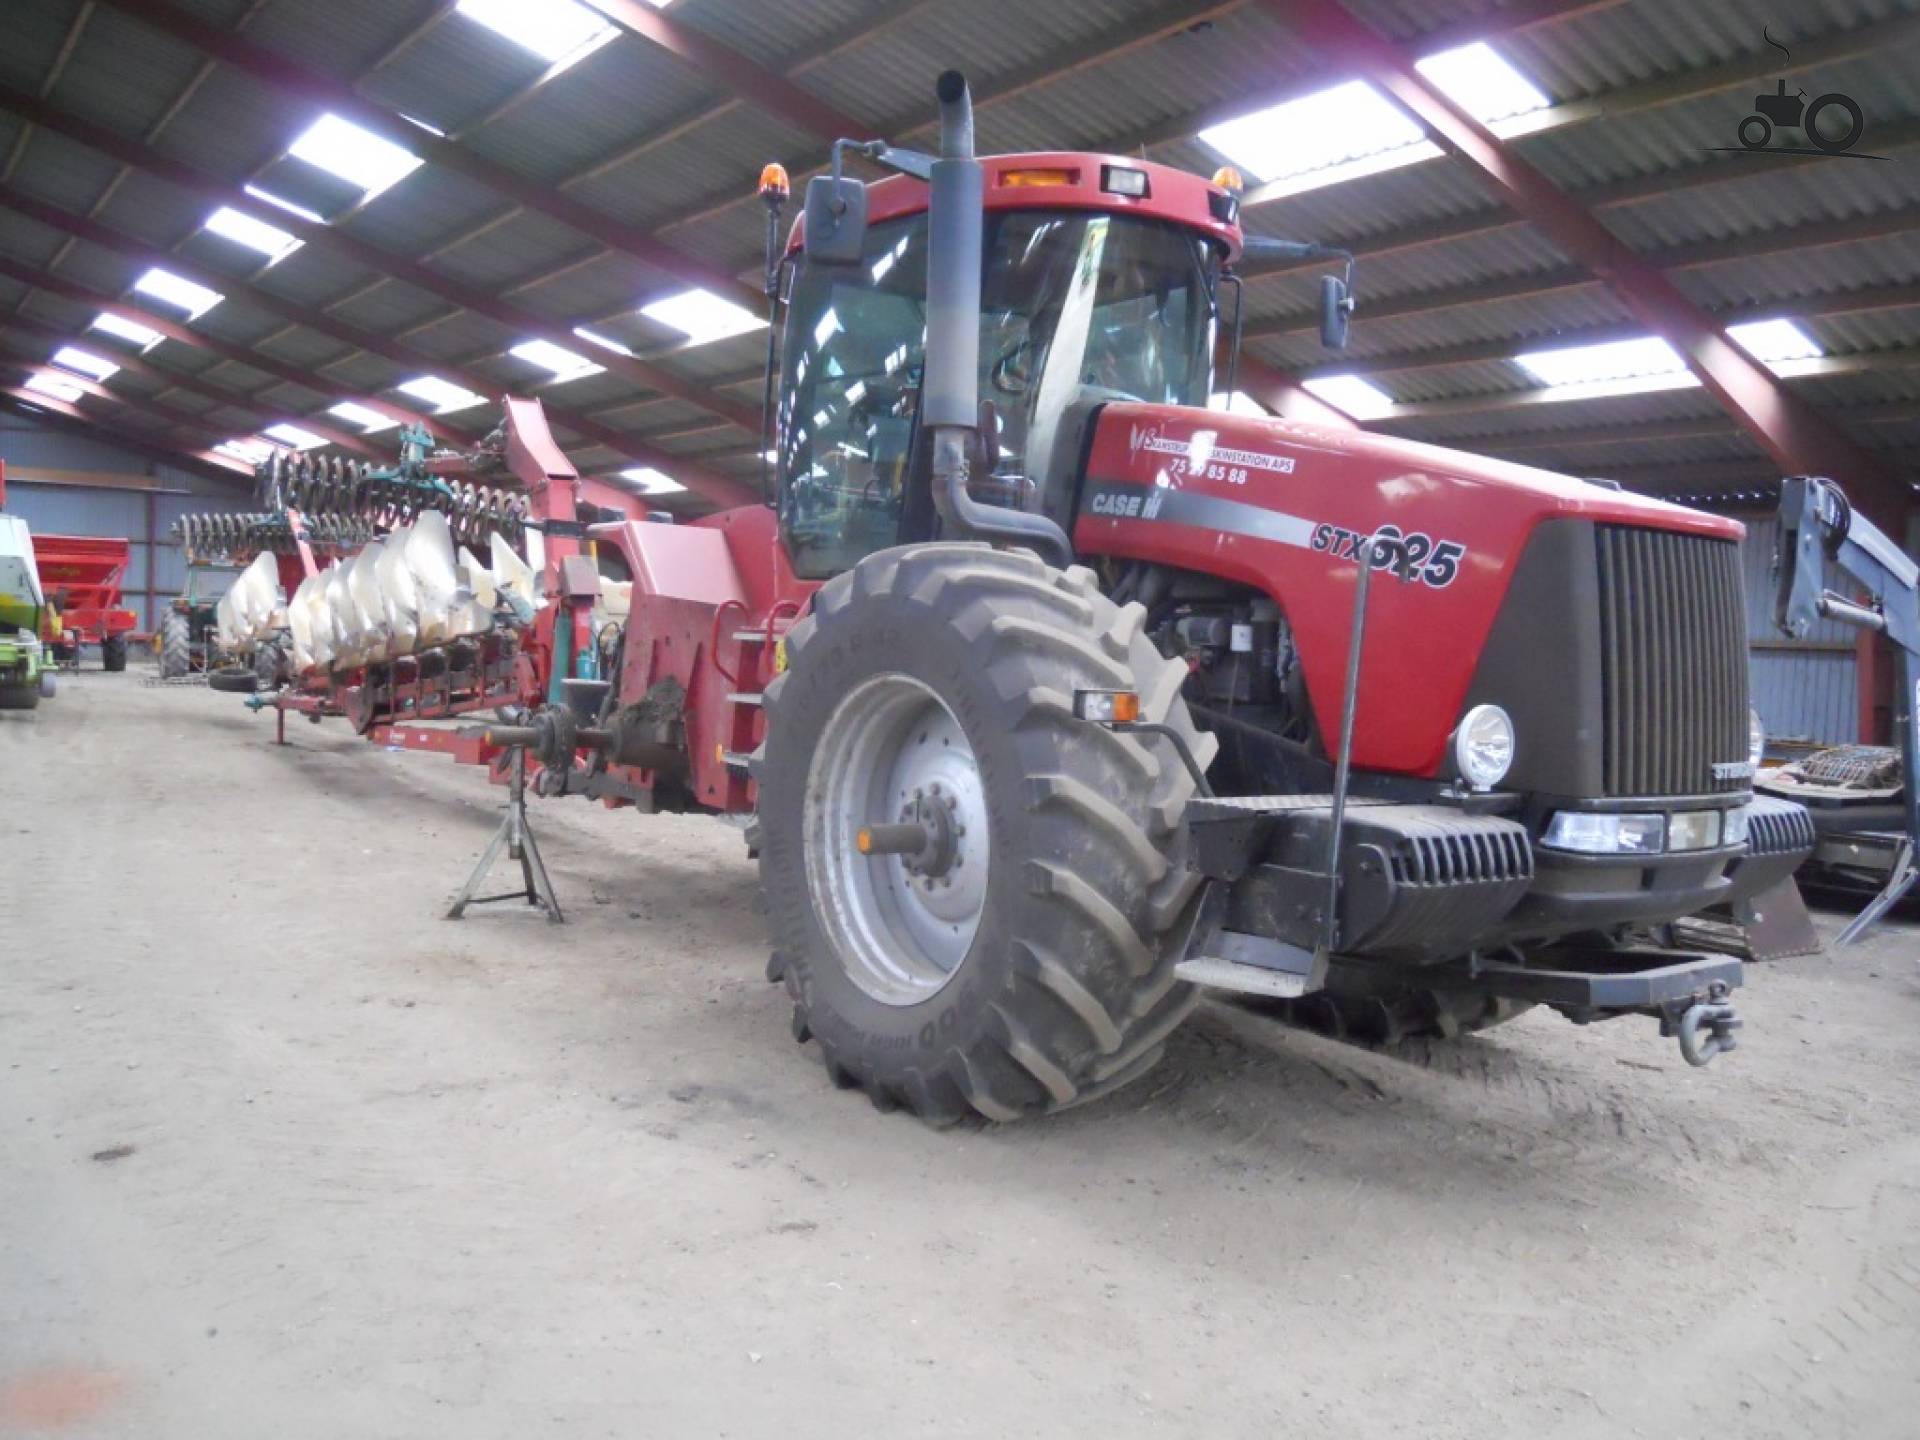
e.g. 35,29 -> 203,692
804,672 -> 991,1006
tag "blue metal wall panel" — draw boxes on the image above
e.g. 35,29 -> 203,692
1740,517 -> 1859,747
0,424 -> 149,475
6,483 -> 144,537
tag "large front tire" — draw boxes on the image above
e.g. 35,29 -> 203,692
756,544 -> 1216,1123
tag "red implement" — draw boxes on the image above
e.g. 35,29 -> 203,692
34,533 -> 139,663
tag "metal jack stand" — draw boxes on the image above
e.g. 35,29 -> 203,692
447,746 -> 564,923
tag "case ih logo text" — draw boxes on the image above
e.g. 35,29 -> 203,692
1089,488 -> 1166,519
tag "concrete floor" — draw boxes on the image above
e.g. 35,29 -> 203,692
4,672 -> 1919,1439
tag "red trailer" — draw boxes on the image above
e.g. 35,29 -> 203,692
34,533 -> 139,671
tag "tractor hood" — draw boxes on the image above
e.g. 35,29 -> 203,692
1081,403 -> 1743,542
1072,403 -> 1748,780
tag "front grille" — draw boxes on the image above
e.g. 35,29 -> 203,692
1390,827 -> 1534,886
1747,800 -> 1815,857
1595,526 -> 1749,797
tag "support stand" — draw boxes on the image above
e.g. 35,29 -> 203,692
1835,835 -> 1916,946
447,746 -> 564,923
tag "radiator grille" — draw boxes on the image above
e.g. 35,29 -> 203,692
1596,526 -> 1750,797
1747,802 -> 1815,857
1390,829 -> 1533,886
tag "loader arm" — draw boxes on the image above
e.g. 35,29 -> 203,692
1775,476 -> 1920,940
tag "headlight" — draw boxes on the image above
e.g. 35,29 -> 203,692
1666,809 -> 1722,852
1453,704 -> 1515,791
1748,708 -> 1766,769
1542,811 -> 1665,854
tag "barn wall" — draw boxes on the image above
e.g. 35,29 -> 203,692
1,414 -> 251,633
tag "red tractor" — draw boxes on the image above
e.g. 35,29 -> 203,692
34,533 -> 138,671
260,73 -> 1819,1119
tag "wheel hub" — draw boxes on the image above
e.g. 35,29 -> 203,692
803,674 -> 991,1006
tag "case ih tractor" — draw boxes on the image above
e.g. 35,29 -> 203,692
236,73 -> 1826,1121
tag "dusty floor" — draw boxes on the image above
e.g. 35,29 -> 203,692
3,672 -> 1918,1439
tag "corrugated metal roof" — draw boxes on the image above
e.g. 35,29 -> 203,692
1,0 -> 1917,513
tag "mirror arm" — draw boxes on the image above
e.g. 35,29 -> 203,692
1220,270 -> 1245,408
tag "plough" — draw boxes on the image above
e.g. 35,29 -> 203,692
176,397 -> 641,738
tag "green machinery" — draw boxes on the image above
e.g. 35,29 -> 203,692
0,514 -> 55,710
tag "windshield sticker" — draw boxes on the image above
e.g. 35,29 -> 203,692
1126,423 -> 1296,480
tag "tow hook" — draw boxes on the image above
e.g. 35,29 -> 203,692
1662,980 -> 1741,1067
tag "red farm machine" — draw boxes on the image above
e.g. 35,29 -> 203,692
188,72 -> 1871,1123
33,533 -> 138,671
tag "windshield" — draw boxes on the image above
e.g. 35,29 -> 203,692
778,210 -> 1218,578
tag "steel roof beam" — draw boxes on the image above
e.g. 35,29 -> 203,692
0,250 -> 464,441
461,0 -> 1250,311
579,0 -> 871,141
348,0 -> 941,314
0,353 -> 244,451
1232,9 -> 1920,214
1241,113 -> 1920,291
1264,0 -> 1905,523
1233,355 -> 1357,427
0,85 -> 762,435
0,384 -> 253,478
1102,0 -> 1621,162
89,0 -> 764,314
1456,401 -> 1920,456
1245,208 -> 1920,341
1296,285 -> 1920,381
0,189 -> 756,507
635,0 -> 1250,251
0,312 -> 384,459
1365,345 -> 1920,425
1,0 -> 94,187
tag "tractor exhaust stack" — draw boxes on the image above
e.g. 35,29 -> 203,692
923,70 -> 1072,564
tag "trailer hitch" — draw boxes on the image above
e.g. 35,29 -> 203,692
1661,980 -> 1741,1067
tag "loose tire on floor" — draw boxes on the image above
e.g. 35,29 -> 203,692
102,633 -> 128,672
159,612 -> 190,679
755,543 -> 1217,1123
207,666 -> 258,693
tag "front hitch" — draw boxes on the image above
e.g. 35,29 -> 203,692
1662,980 -> 1741,1067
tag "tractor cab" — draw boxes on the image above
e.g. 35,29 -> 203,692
769,154 -> 1247,579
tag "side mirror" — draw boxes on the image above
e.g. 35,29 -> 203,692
1319,273 -> 1353,350
802,174 -> 867,264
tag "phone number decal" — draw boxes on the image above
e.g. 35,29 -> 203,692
1311,522 -> 1466,589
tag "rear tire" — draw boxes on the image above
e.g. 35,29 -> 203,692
0,680 -> 40,710
102,633 -> 128,672
756,544 -> 1216,1122
159,612 -> 190,679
